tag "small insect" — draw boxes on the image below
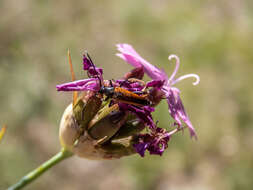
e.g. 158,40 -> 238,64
86,53 -> 151,107
99,81 -> 151,106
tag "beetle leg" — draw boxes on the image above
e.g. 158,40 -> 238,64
104,95 -> 110,102
108,100 -> 114,107
131,91 -> 147,95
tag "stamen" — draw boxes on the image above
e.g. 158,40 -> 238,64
167,128 -> 178,136
171,74 -> 200,86
167,126 -> 187,137
168,54 -> 180,83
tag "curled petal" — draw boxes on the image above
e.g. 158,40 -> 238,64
168,54 -> 180,84
171,74 -> 200,86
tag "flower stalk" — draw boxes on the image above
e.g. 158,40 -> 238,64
7,148 -> 73,190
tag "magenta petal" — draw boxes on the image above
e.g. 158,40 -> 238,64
133,142 -> 150,157
116,53 -> 142,68
83,55 -> 92,70
148,128 -> 170,156
116,80 -> 144,91
134,127 -> 171,157
82,54 -> 103,80
56,78 -> 99,91
116,44 -> 168,80
146,80 -> 164,89
119,103 -> 156,130
166,87 -> 197,139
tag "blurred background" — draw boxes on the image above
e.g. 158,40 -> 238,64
1,0 -> 253,189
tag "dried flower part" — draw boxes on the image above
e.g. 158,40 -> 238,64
73,91 -> 102,129
133,127 -> 170,157
72,132 -> 107,160
0,125 -> 6,143
148,88 -> 165,106
123,66 -> 144,80
88,108 -> 127,143
112,119 -> 145,140
100,137 -> 136,159
73,133 -> 136,160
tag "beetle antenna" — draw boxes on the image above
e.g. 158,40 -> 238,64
86,52 -> 94,65
109,80 -> 113,87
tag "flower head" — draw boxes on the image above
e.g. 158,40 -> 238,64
56,44 -> 200,158
116,44 -> 200,139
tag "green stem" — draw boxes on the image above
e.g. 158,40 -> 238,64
7,148 -> 73,190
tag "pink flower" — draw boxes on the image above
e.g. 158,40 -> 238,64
56,44 -> 200,157
116,44 -> 200,139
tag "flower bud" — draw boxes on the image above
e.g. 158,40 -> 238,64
59,92 -> 145,160
59,103 -> 79,151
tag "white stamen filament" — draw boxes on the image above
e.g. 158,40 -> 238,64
167,126 -> 187,137
167,128 -> 179,136
168,54 -> 180,83
171,74 -> 200,86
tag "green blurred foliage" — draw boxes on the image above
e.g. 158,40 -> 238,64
1,0 -> 253,190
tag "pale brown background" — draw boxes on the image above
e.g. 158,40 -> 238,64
1,0 -> 253,190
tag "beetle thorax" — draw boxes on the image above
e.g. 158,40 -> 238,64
99,86 -> 115,97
